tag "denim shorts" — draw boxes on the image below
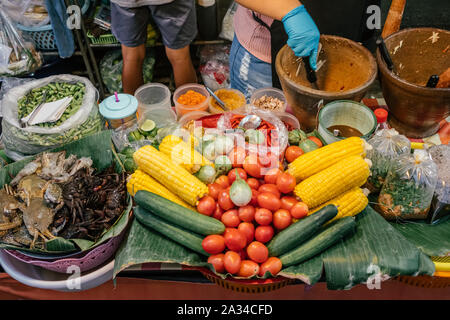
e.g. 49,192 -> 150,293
229,36 -> 272,101
111,0 -> 197,49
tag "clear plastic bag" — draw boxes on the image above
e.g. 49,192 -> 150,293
378,149 -> 438,220
1,75 -> 103,158
427,145 -> 450,224
0,10 -> 42,76
198,44 -> 231,92
0,77 -> 34,117
219,1 -> 238,41
366,129 -> 411,193
1,0 -> 50,28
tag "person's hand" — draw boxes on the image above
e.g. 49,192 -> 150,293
282,5 -> 320,70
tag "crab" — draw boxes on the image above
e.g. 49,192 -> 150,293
0,186 -> 22,237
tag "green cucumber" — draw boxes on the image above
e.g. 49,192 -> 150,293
134,206 -> 208,256
280,216 -> 356,267
267,205 -> 338,257
134,190 -> 225,236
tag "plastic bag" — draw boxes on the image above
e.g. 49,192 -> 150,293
1,0 -> 50,28
0,10 -> 42,76
1,75 -> 103,158
427,145 -> 450,224
0,77 -> 34,117
378,149 -> 438,220
219,1 -> 238,41
198,44 -> 231,92
366,128 -> 411,193
100,49 -> 155,94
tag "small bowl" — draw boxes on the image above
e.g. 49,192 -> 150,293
250,87 -> 287,113
178,110 -> 211,127
208,88 -> 246,114
274,111 -> 301,130
317,100 -> 377,145
173,84 -> 210,117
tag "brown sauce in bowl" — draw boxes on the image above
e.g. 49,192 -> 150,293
327,125 -> 363,138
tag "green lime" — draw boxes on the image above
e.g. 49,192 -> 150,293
140,119 -> 156,132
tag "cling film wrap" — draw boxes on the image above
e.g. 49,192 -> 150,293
1,75 -> 103,158
378,149 -> 438,220
366,128 -> 411,192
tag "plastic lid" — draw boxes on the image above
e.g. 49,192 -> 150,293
99,93 -> 138,119
374,108 -> 388,123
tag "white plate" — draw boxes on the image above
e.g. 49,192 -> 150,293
0,250 -> 114,292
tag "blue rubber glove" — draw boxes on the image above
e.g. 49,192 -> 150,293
282,5 -> 320,70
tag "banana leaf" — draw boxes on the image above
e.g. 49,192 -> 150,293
113,205 -> 435,289
390,220 -> 450,257
0,130 -> 132,255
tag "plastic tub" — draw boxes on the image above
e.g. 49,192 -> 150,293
173,84 -> 210,117
178,110 -> 211,128
317,100 -> 377,145
250,87 -> 287,113
135,83 -> 172,119
274,111 -> 300,130
99,93 -> 138,129
208,88 -> 246,114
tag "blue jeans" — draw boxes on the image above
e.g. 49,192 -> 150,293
230,36 -> 272,101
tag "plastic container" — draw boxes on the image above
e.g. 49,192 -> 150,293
274,111 -> 300,130
250,87 -> 287,112
135,83 -> 172,119
208,88 -> 246,114
178,110 -> 211,128
317,100 -> 377,145
173,84 -> 210,117
99,93 -> 138,129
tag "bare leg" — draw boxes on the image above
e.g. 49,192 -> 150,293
165,45 -> 197,88
121,44 -> 146,94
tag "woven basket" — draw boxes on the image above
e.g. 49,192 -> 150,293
16,0 -> 90,50
193,267 -> 294,294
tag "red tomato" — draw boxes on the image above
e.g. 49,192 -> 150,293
238,205 -> 255,222
254,225 -> 274,243
308,136 -> 323,148
258,184 -> 281,198
257,192 -> 281,212
228,147 -> 246,168
258,152 -> 278,168
197,196 -> 216,216
238,260 -> 260,277
218,189 -> 234,211
224,227 -> 247,251
223,251 -> 242,274
215,175 -> 230,189
207,254 -> 225,273
246,241 -> 269,264
212,203 -> 223,220
243,154 -> 263,178
264,167 -> 282,184
228,168 -> 247,184
259,257 -> 282,277
290,202 -> 309,219
246,178 -> 260,190
273,209 -> 292,230
254,208 -> 273,226
221,209 -> 240,228
237,222 -> 255,244
276,172 -> 296,194
208,183 -> 222,200
285,146 -> 304,163
280,196 -> 298,211
249,189 -> 259,206
202,235 -> 226,255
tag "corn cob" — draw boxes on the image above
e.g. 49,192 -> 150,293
294,155 -> 370,208
127,169 -> 192,209
133,145 -> 209,206
308,187 -> 368,222
288,137 -> 366,182
159,135 -> 213,174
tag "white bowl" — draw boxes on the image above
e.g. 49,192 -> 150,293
0,250 -> 114,292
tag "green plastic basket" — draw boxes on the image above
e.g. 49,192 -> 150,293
87,31 -> 118,45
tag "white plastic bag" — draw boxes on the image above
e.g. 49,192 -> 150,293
1,0 -> 50,28
219,1 -> 238,41
198,44 -> 231,91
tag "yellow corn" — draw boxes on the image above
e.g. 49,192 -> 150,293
127,169 -> 192,209
294,155 -> 370,208
308,187 -> 368,222
133,145 -> 209,206
159,135 -> 213,174
287,137 -> 366,182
